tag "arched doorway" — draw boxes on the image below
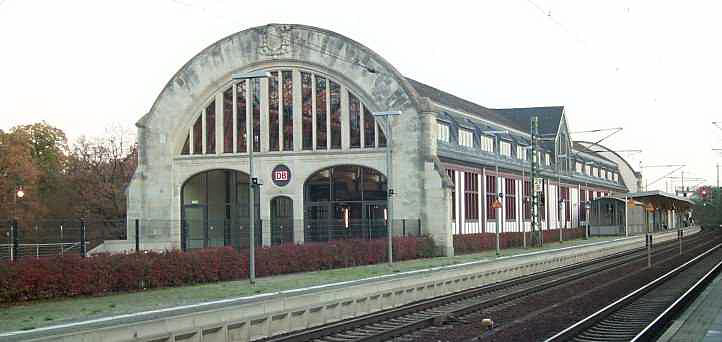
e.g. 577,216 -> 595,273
181,169 -> 260,250
304,165 -> 387,242
270,196 -> 293,245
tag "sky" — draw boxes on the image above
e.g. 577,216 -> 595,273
1,0 -> 721,192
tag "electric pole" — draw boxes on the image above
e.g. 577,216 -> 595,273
531,116 -> 541,247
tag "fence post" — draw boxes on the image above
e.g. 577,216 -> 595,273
402,219 -> 406,236
418,218 -> 422,236
80,220 -> 87,257
135,219 -> 140,253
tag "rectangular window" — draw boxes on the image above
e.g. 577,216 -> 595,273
316,76 -> 327,149
500,141 -> 512,157
585,164 -> 591,176
438,122 -> 450,142
523,180 -> 531,220
486,175 -> 497,220
464,172 -> 479,220
364,107 -> 375,148
252,78 -> 261,152
269,71 -> 280,151
329,81 -> 341,149
517,145 -> 527,160
505,178 -> 516,220
601,169 -> 606,179
223,88 -> 233,153
349,93 -> 361,148
561,186 -> 570,221
480,135 -> 494,152
459,128 -> 473,147
448,169 -> 456,220
592,167 -> 598,177
282,70 -> 294,151
301,72 -> 312,150
193,115 -> 202,155
580,189 -> 587,221
546,153 -> 551,166
576,161 -> 583,173
236,81 -> 248,153
205,101 -> 215,154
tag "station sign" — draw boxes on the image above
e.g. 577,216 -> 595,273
271,164 -> 291,187
534,177 -> 543,193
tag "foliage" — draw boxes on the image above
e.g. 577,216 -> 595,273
453,228 -> 586,255
0,236 -> 435,304
691,186 -> 722,227
0,122 -> 137,223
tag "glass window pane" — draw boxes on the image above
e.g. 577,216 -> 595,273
349,93 -> 361,148
301,72 -> 313,150
193,115 -> 202,155
362,167 -> 387,201
316,76 -> 327,149
378,123 -> 387,147
252,78 -> 261,152
269,71 -> 279,151
223,88 -> 233,153
236,81 -> 247,153
181,134 -> 190,155
364,106 -> 375,148
329,81 -> 341,149
205,101 -> 215,154
306,169 -> 331,202
282,70 -> 294,151
332,165 -> 362,201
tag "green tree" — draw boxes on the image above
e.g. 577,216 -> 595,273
691,186 -> 722,227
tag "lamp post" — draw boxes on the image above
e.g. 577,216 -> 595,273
231,70 -> 270,285
373,110 -> 401,265
10,186 -> 24,262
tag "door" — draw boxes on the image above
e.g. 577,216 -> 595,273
182,205 -> 207,250
270,197 -> 293,245
365,203 -> 387,239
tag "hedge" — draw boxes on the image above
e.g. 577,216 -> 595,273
453,228 -> 586,255
0,236 -> 435,304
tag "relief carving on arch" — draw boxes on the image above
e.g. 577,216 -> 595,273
259,24 -> 292,57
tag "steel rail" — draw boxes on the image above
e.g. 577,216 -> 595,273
263,235 -> 702,342
544,243 -> 722,342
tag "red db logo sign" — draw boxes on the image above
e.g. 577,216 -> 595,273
271,164 -> 291,187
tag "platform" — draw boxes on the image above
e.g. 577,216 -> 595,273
0,228 -> 698,342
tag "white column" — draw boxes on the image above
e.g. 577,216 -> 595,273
478,173 -> 483,233
459,171 -> 465,234
215,93 -> 223,154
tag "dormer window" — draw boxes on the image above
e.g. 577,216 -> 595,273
500,141 -> 512,157
459,128 -> 473,148
516,145 -> 527,160
438,121 -> 450,143
480,135 -> 494,153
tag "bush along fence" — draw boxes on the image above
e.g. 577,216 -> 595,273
453,228 -> 586,255
0,236 -> 435,304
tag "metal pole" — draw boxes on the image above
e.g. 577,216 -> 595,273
717,164 -> 719,189
495,143 -> 500,257
80,220 -> 87,258
646,210 -> 651,268
624,196 -> 629,237
10,219 -> 16,262
248,79 -> 257,285
522,161 -> 526,248
386,115 -> 394,265
135,219 -> 140,253
557,155 -> 562,243
681,171 -> 684,196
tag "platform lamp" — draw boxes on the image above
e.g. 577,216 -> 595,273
373,110 -> 401,265
231,70 -> 270,285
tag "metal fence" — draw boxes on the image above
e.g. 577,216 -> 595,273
0,219 -> 126,261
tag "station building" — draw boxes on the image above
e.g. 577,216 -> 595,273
124,23 -> 652,256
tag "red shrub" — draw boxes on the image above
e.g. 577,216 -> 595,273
0,236 -> 435,305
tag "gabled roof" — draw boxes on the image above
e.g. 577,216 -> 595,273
405,78 -> 522,130
493,106 -> 564,136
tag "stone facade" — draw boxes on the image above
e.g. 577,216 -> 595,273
125,24 -> 453,254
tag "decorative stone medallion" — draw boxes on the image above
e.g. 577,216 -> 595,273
259,24 -> 291,57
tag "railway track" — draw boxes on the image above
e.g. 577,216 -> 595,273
546,243 -> 722,342
260,233 -> 708,342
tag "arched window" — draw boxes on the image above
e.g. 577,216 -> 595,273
304,165 -> 387,242
179,69 -> 387,156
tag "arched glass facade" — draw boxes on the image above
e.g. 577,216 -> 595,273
180,169 -> 260,250
304,165 -> 387,242
179,68 -> 386,156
